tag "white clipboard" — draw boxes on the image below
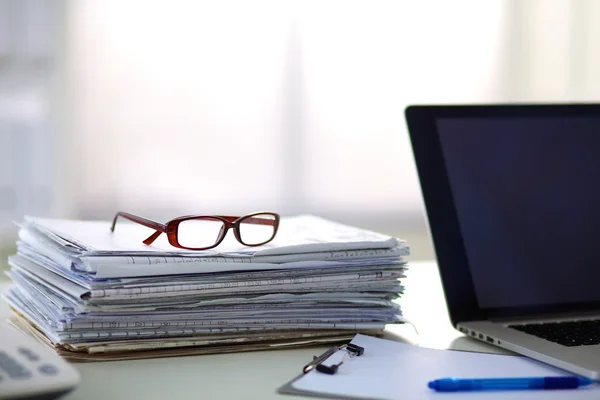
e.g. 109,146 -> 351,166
278,334 -> 600,400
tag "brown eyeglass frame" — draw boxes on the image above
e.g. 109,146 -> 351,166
110,211 -> 280,250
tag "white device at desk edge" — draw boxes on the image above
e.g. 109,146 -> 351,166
0,322 -> 80,399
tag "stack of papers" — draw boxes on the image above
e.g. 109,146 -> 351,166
2,214 -> 409,361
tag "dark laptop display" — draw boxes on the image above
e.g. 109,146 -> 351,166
437,116 -> 600,309
405,104 -> 600,322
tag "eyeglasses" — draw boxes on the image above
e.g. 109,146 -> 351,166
110,211 -> 280,250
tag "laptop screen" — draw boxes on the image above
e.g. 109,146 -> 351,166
436,116 -> 600,310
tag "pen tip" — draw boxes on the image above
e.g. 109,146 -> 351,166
579,377 -> 595,386
427,381 -> 437,390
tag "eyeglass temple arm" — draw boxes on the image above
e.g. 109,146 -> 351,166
111,212 -> 167,245
219,215 -> 278,226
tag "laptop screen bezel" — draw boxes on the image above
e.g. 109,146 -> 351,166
405,103 -> 600,326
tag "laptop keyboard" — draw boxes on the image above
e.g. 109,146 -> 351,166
508,320 -> 600,347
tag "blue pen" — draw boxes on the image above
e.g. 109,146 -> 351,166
428,376 -> 594,392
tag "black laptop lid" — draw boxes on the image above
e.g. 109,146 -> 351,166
405,104 -> 600,326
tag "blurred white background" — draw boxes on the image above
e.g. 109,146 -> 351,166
1,0 -> 600,268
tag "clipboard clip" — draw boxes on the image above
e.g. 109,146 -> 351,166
303,343 -> 365,375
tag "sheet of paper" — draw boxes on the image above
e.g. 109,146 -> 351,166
287,334 -> 600,400
5,291 -> 390,345
84,248 -> 407,278
10,258 -> 402,301
8,256 -> 89,299
89,293 -> 397,313
96,262 -> 406,288
16,215 -> 408,277
23,215 -> 403,257
17,239 -> 406,280
18,227 -> 78,269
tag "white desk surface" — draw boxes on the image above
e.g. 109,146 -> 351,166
0,261 -> 508,400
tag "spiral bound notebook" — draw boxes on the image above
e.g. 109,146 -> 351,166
278,334 -> 600,400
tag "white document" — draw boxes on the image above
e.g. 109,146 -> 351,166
16,215 -> 409,278
86,271 -> 400,298
83,248 -> 407,278
4,291 -> 389,344
18,227 -> 78,269
8,256 -> 89,300
284,334 -> 600,400
90,293 -> 397,312
24,215 -> 403,256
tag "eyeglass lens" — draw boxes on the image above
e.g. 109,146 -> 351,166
177,217 -> 224,248
237,213 -> 277,245
176,213 -> 277,248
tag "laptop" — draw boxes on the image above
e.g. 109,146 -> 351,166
405,103 -> 600,379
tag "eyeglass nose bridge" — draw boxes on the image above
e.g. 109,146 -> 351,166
216,217 -> 243,243
217,221 -> 230,239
